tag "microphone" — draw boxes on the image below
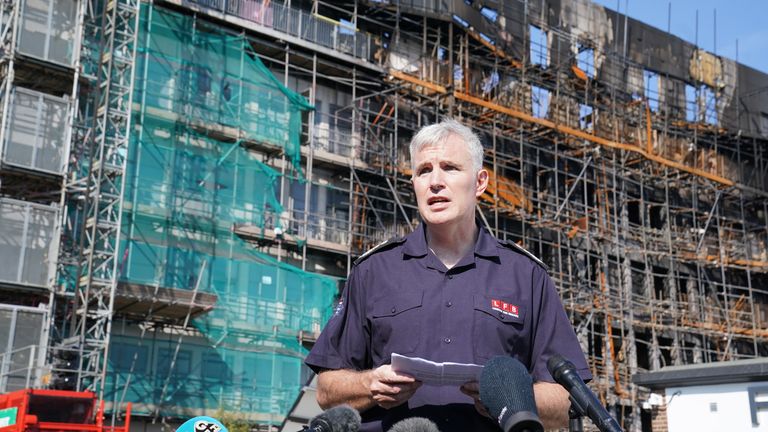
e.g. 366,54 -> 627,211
546,355 -> 622,432
388,417 -> 440,432
306,404 -> 361,432
479,356 -> 543,432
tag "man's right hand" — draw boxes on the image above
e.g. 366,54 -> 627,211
369,364 -> 422,409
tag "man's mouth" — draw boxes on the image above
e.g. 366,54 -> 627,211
427,196 -> 450,205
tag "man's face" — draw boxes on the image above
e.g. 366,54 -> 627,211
411,134 -> 488,228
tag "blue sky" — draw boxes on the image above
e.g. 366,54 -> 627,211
591,0 -> 768,73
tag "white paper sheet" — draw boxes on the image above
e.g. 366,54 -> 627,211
391,353 -> 483,386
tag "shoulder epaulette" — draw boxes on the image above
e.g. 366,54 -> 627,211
353,236 -> 406,266
499,239 -> 550,273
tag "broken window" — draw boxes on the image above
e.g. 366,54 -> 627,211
685,83 -> 718,124
529,25 -> 548,66
685,84 -> 697,122
481,7 -> 498,22
481,71 -> 500,95
701,85 -> 717,124
579,104 -> 593,131
452,15 -> 469,28
532,85 -> 549,118
577,45 -> 595,78
644,70 -> 659,111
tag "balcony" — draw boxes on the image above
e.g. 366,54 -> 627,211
182,0 -> 375,62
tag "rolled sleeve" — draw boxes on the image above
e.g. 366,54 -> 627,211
529,266 -> 592,383
305,267 -> 370,373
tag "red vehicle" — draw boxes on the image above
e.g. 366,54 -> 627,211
0,389 -> 131,432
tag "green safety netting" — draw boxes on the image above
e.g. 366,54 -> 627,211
134,2 -> 312,170
105,3 -> 336,424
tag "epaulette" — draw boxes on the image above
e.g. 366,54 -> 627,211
353,236 -> 406,266
499,239 -> 550,273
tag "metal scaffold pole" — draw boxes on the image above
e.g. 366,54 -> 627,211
56,0 -> 140,398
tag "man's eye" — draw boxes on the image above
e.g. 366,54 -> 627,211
418,167 -> 431,175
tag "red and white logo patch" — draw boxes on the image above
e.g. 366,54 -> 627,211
491,299 -> 519,318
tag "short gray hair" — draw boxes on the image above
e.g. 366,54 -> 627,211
409,119 -> 484,174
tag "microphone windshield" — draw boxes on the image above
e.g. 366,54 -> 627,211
388,417 -> 440,432
309,404 -> 361,432
479,356 -> 543,432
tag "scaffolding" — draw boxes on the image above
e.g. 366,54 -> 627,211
52,0 -> 141,400
98,4 -> 338,425
163,0 -> 768,429
1,0 -> 767,430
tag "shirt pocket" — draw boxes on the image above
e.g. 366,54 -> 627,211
472,294 -> 528,363
370,291 -> 424,362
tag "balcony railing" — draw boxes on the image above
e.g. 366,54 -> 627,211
0,345 -> 39,393
186,0 -> 375,61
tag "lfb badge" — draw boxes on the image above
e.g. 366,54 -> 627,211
194,420 -> 222,432
175,416 -> 228,432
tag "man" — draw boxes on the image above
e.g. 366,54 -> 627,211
305,119 -> 591,431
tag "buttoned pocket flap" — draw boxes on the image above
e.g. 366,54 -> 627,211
473,294 -> 526,324
372,292 -> 424,317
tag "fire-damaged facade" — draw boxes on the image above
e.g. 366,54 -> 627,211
1,0 -> 767,430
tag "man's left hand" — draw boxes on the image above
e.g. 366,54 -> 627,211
460,381 -> 491,418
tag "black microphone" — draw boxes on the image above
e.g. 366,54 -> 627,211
479,356 -> 543,432
388,417 -> 441,432
546,355 -> 622,432
306,404 -> 361,432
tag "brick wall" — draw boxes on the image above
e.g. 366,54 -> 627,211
651,391 -> 668,432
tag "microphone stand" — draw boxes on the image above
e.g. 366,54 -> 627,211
568,397 -> 584,432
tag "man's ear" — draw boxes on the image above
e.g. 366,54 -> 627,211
476,169 -> 489,197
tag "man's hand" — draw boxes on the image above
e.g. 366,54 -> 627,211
369,364 -> 422,409
460,380 -> 491,418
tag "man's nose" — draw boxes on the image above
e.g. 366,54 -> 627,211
429,168 -> 445,189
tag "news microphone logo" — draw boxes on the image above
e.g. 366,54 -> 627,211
175,416 -> 229,432
195,421 -> 221,432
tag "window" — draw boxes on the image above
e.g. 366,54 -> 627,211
157,348 -> 192,376
644,70 -> 659,111
111,343 -> 148,373
202,353 -> 229,382
452,15 -> 469,28
577,46 -> 594,78
579,104 -> 593,131
480,7 -> 498,22
5,87 -> 70,174
254,357 -> 272,387
529,25 -> 548,66
685,83 -> 717,124
685,84 -> 697,122
532,85 -> 549,118
701,86 -> 717,124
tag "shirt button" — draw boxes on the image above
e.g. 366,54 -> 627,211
444,337 -> 451,344
446,301 -> 452,307
391,307 -> 397,314
447,274 -> 453,279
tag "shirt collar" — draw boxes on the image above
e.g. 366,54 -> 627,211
401,220 -> 500,261
402,223 -> 429,258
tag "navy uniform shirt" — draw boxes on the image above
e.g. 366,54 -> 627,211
305,223 -> 591,432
